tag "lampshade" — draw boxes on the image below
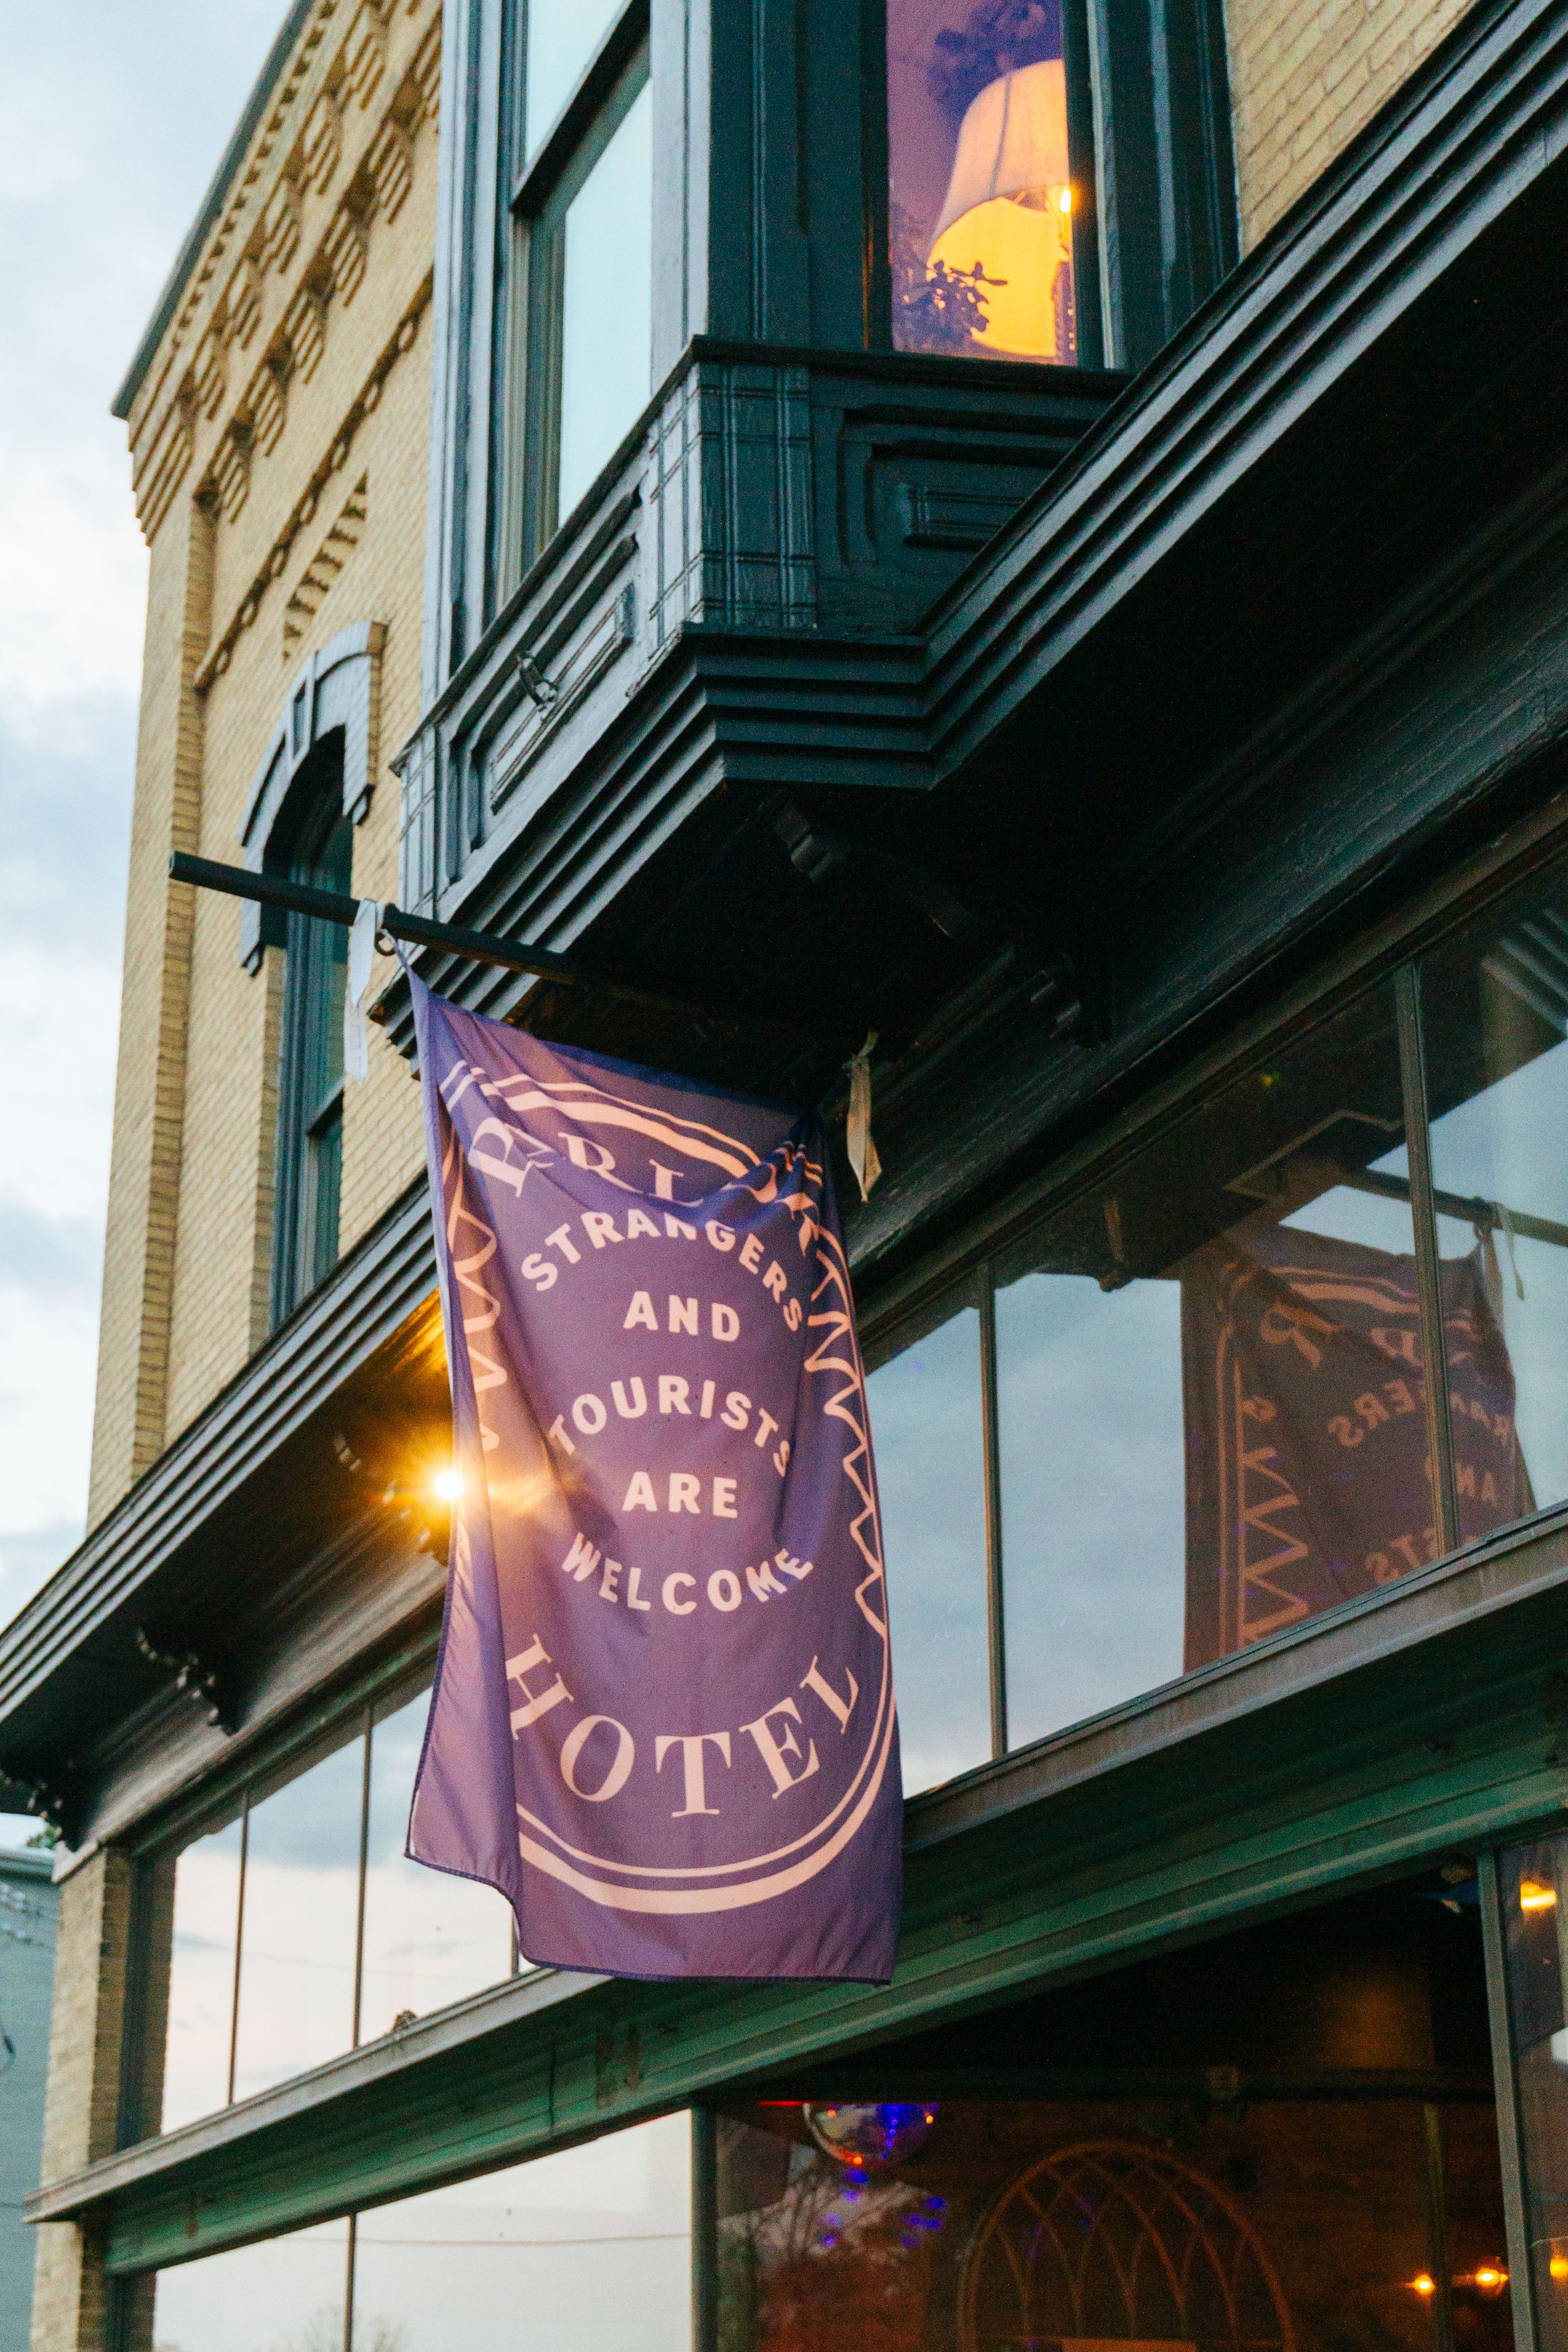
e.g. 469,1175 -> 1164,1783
927,60 -> 1074,361
929,59 -> 1071,246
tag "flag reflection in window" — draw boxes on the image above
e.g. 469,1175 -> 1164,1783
888,0 -> 1084,363
870,856 -> 1568,1779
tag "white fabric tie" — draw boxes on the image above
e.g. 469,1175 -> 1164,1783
845,1032 -> 882,1202
344,898 -> 384,1085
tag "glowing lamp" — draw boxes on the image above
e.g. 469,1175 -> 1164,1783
1520,1879 -> 1558,1912
1550,2249 -> 1568,2282
928,60 -> 1074,360
1471,2266 -> 1508,2294
803,2101 -> 938,2170
433,1468 -> 463,1503
1411,2275 -> 1436,2298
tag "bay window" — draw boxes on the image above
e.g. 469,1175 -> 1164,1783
887,0 -> 1099,365
512,0 -> 652,563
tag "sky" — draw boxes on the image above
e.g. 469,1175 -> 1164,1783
0,1 -> 292,1826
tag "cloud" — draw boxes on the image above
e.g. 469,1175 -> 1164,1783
0,0 -> 294,1636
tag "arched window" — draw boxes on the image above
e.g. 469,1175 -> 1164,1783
272,757 -> 352,1324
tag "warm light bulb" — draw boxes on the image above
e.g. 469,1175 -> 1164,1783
1550,2251 -> 1568,2282
1473,2267 -> 1508,2292
1411,2276 -> 1436,2298
433,1468 -> 462,1502
1520,1880 -> 1558,1912
1059,184 -> 1073,213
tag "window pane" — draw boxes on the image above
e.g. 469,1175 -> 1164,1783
997,1272 -> 1184,1744
351,2113 -> 692,2352
557,81 -> 652,524
161,1814 -> 242,2131
888,0 -> 1080,362
1500,1838 -> 1568,2338
997,980 -> 1421,1745
231,1734 -> 364,2103
1423,876 -> 1568,1534
718,2094 -> 1507,2352
525,0 -> 623,157
152,2220 -> 350,2352
359,1687 -> 514,2042
866,1294 -> 990,1793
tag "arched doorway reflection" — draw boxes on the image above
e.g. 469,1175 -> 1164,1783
960,2139 -> 1296,2352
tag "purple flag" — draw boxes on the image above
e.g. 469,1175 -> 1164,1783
406,978 -> 902,1981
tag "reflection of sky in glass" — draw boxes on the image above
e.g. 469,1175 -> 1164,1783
162,1816 -> 241,2131
1431,1034 -> 1568,1508
558,83 -> 652,524
351,2114 -> 692,2352
867,1305 -> 990,1794
525,0 -> 623,155
996,1275 -> 1184,1745
360,1691 -> 513,2038
152,2221 -> 349,2352
231,1737 -> 363,2104
1281,1149 -> 1415,1254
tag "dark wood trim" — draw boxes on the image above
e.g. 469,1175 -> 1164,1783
31,1493 -> 1568,2270
0,1184 -> 437,1819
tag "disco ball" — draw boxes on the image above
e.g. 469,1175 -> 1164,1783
803,2101 -> 938,2169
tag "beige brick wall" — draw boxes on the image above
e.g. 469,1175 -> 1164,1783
88,0 -> 440,1518
163,314 -> 432,1439
29,1853 -> 137,2352
1227,0 -> 1477,247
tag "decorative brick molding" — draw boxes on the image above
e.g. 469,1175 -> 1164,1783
194,272 -> 428,691
130,0 -> 440,547
236,619 -> 387,970
283,472 -> 369,655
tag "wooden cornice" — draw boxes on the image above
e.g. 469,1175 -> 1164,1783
0,1182 -> 437,1830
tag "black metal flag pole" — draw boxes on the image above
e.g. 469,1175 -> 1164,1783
167,852 -> 832,1046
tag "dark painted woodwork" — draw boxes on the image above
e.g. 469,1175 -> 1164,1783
30,1496 -> 1568,2267
13,0 -> 1568,2273
0,1188 -> 444,1841
428,0 -> 1232,691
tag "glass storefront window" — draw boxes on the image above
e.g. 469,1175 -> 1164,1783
159,1681 -> 513,2135
716,2094 -> 1510,2352
151,2220 -> 351,2352
555,78 -> 653,523
866,1291 -> 992,1793
887,0 -> 1088,363
161,1812 -> 243,2132
995,978 -> 1422,1739
352,2114 -> 692,2352
995,1264 -> 1185,1744
359,1688 -> 514,2043
231,1735 -> 364,2104
1422,878 -> 1568,1530
147,2117 -> 692,2352
860,834 -> 1568,1789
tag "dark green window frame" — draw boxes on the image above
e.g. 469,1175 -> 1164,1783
271,764 -> 352,1326
509,0 -> 650,568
